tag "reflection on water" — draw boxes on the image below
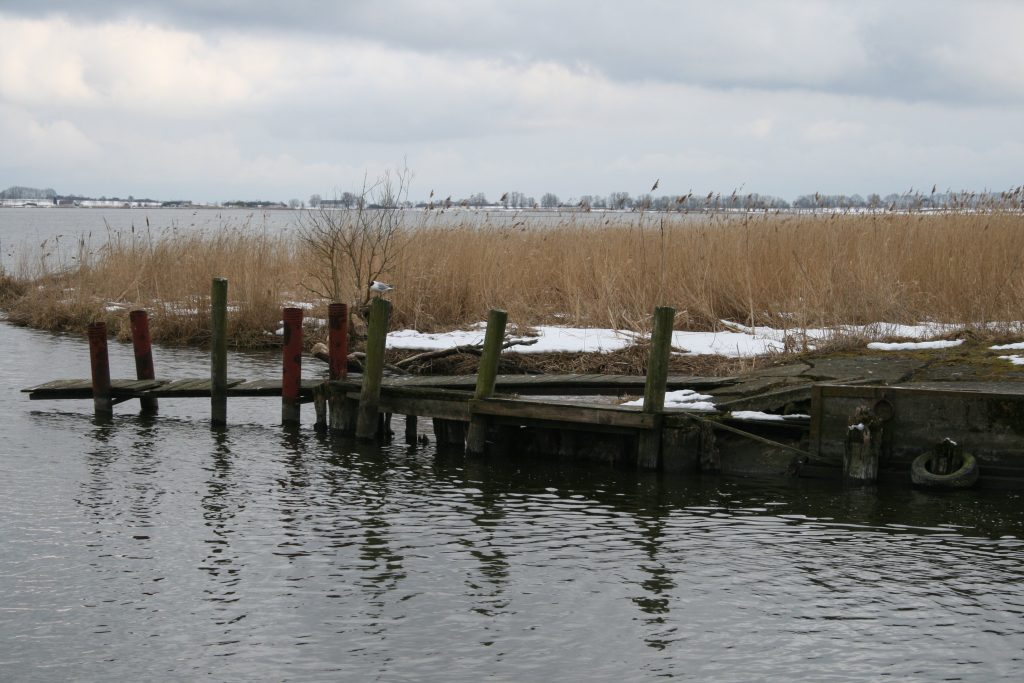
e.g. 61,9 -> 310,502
3,320 -> 1024,680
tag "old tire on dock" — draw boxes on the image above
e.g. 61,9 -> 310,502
910,451 -> 979,489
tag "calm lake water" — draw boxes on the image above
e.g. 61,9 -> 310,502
3,317 -> 1024,681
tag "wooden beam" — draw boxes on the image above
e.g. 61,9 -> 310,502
471,397 -> 656,429
638,306 -> 675,469
356,297 -> 391,440
467,309 -> 507,455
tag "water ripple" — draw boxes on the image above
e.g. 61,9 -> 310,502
4,321 -> 1024,679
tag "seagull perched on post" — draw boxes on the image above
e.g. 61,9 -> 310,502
369,280 -> 394,295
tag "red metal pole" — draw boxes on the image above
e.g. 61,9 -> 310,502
282,307 -> 303,425
87,322 -> 112,416
328,302 -> 349,380
129,310 -> 158,414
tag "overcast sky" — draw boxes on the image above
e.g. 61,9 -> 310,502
2,1 -> 1022,203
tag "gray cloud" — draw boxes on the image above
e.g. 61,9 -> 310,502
5,0 -> 1024,104
1,1 -> 1022,201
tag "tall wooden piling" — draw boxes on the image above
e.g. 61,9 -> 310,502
210,277 -> 228,426
129,310 -> 158,414
466,309 -> 508,455
356,297 -> 391,440
87,322 -> 112,416
281,307 -> 303,425
328,303 -> 349,381
638,306 -> 676,469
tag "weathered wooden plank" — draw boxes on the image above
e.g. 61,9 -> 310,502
27,378 -> 168,400
23,378 -> 91,392
375,373 -> 735,394
713,384 -> 813,412
346,387 -> 473,421
114,379 -> 166,391
471,397 -> 657,429
380,395 -> 472,421
225,379 -> 318,397
380,385 -> 477,401
23,379 -> 91,398
144,378 -> 246,397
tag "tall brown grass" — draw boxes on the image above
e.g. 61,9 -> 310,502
4,211 -> 1024,347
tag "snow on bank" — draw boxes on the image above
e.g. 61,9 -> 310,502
670,329 -> 785,356
385,320 -> 975,358
867,340 -> 964,351
388,326 -> 634,353
991,342 -> 1024,350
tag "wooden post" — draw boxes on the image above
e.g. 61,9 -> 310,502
932,437 -> 961,476
405,414 -> 418,444
844,426 -> 879,482
328,384 -> 357,434
313,384 -> 328,431
356,297 -> 391,440
281,306 -> 303,425
87,322 -> 112,416
210,277 -> 228,426
129,309 -> 158,414
843,406 -> 881,482
643,306 -> 675,413
328,302 -> 349,381
638,306 -> 675,469
467,309 -> 507,455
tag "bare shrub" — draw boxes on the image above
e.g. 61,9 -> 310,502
297,167 -> 411,316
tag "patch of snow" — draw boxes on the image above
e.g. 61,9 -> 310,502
991,341 -> 1024,350
621,389 -> 717,412
386,326 -> 633,353
672,330 -> 785,357
383,320 -> 984,358
730,411 -> 810,421
387,328 -> 486,349
999,354 -> 1024,366
867,340 -> 963,351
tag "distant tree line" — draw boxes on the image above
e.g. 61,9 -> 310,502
0,186 -> 56,200
5,184 -> 1022,213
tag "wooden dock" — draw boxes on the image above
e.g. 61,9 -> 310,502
21,295 -> 748,473
23,281 -> 1024,489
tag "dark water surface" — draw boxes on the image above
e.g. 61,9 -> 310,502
3,319 -> 1024,681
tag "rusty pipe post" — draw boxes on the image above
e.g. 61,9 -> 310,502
282,307 -> 304,425
129,310 -> 158,414
210,277 -> 228,426
328,302 -> 349,381
87,322 -> 112,416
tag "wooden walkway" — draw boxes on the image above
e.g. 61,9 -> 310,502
22,373 -> 734,402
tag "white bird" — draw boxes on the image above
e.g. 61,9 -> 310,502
369,280 -> 394,294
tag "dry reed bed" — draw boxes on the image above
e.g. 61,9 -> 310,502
2,212 -> 1024,349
